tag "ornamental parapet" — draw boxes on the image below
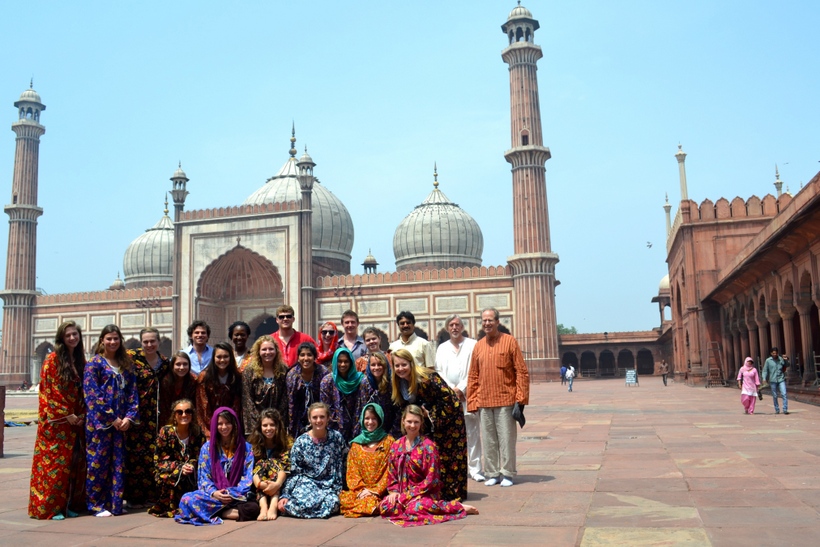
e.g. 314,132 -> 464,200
35,285 -> 172,305
504,145 -> 551,168
179,200 -> 300,222
315,265 -> 511,288
507,252 -> 559,276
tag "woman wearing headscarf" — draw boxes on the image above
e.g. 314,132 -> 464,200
357,351 -> 401,437
737,357 -> 761,414
320,347 -> 364,442
316,321 -> 339,366
174,407 -> 258,525
340,402 -> 394,517
29,321 -> 87,520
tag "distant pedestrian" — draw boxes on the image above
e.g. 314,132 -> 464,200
659,360 -> 669,386
736,357 -> 760,415
560,364 -> 567,385
566,365 -> 575,392
761,347 -> 789,415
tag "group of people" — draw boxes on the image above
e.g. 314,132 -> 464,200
28,305 -> 530,527
737,346 -> 790,415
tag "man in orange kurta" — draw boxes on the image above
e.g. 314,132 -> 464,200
466,308 -> 529,487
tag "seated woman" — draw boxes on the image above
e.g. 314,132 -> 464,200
357,351 -> 401,437
149,399 -> 206,517
278,402 -> 345,519
380,405 -> 478,527
248,409 -> 292,521
175,407 -> 258,525
340,402 -> 394,517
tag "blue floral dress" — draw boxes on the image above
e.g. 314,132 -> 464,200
281,429 -> 345,518
174,440 -> 254,525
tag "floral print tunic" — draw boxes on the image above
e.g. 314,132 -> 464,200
280,429 -> 345,518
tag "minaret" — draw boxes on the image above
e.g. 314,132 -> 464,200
297,142 -> 316,333
663,193 -> 672,236
0,83 -> 46,385
501,3 -> 560,381
170,163 -> 188,349
774,165 -> 783,198
675,144 -> 688,200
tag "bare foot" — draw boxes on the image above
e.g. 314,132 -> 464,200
268,508 -> 278,520
463,504 -> 479,515
257,512 -> 268,521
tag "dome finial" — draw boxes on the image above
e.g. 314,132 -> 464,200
164,193 -> 169,216
433,162 -> 439,188
29,77 -> 33,89
289,123 -> 297,158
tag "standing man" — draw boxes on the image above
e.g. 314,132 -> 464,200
467,308 -> 529,487
560,363 -> 567,386
762,347 -> 789,415
339,309 -> 367,361
183,320 -> 213,376
659,359 -> 669,387
272,304 -> 316,367
389,311 -> 436,368
436,314 -> 484,482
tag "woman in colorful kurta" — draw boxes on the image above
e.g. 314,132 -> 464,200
320,347 -> 364,442
158,352 -> 198,429
84,324 -> 139,517
391,348 -> 468,501
737,357 -> 761,414
124,327 -> 171,507
242,335 -> 289,436
149,399 -> 205,517
340,402 -> 394,517
380,405 -> 477,527
29,321 -> 87,520
248,408 -> 292,520
278,402 -> 345,519
196,342 -> 243,439
357,351 -> 401,437
175,407 -> 257,525
286,343 -> 329,439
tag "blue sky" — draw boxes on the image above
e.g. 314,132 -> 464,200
1,1 -> 818,333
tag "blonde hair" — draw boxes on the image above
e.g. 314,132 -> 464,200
400,404 -> 425,435
390,348 -> 430,405
248,335 -> 287,380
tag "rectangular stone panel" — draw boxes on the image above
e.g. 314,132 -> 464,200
63,317 -> 86,330
358,300 -> 389,317
395,298 -> 428,314
477,293 -> 510,310
91,315 -> 116,329
34,317 -> 58,333
435,295 -> 468,313
151,312 -> 172,326
121,313 -> 147,328
319,302 -> 348,321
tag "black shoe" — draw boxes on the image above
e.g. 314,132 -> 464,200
783,411 -> 790,415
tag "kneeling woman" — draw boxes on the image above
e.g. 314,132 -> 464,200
380,405 -> 477,527
150,399 -> 206,517
278,402 -> 345,518
340,402 -> 394,517
175,407 -> 258,525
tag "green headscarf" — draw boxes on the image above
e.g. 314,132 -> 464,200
331,347 -> 363,395
350,402 -> 387,445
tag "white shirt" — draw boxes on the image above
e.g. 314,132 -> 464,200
390,333 -> 437,369
435,337 -> 477,394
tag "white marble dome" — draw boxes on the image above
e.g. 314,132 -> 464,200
243,147 -> 354,265
393,181 -> 483,271
659,274 -> 670,291
508,3 -> 533,20
123,210 -> 174,287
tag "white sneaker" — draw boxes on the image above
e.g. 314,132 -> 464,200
473,473 -> 486,482
484,477 -> 499,486
500,477 -> 514,487
95,510 -> 113,518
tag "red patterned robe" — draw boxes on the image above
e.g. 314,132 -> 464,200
28,352 -> 87,519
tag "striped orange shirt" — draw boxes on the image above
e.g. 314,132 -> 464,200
466,333 -> 530,412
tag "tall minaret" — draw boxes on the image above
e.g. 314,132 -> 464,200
502,3 -> 560,381
0,83 -> 46,385
170,163 -> 189,349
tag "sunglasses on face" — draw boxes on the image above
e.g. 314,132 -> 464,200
278,314 -> 294,320
321,330 -> 335,335
175,409 -> 194,416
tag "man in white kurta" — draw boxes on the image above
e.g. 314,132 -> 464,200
435,314 -> 484,482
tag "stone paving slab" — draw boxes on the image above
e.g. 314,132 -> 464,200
4,378 -> 820,545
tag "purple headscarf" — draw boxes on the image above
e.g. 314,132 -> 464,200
209,406 -> 246,490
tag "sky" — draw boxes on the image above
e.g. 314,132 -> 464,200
1,0 -> 819,334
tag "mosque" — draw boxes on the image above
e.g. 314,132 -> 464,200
0,4 -> 565,386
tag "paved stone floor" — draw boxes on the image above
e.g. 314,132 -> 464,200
3,378 -> 820,546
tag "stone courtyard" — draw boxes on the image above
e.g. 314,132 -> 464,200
3,377 -> 820,546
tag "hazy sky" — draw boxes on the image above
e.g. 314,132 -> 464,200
1,1 -> 818,334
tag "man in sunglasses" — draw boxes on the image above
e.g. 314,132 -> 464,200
271,304 -> 316,367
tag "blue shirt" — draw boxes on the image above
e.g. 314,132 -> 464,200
338,335 -> 367,361
184,344 -> 213,375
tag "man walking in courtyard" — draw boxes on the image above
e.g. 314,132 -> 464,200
467,308 -> 529,487
762,347 -> 789,415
